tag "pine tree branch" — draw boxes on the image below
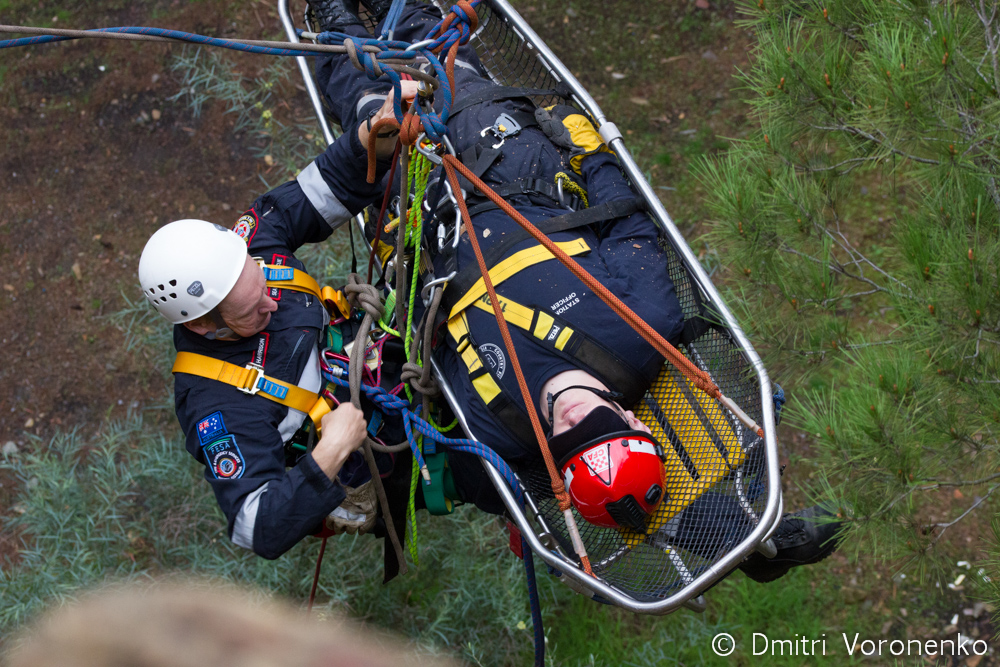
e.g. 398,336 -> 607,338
925,482 -> 1000,549
872,472 -> 1000,521
973,0 -> 1000,96
804,122 -> 943,165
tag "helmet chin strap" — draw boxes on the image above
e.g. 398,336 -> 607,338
546,385 -> 625,437
207,306 -> 239,341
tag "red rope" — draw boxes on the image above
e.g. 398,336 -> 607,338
367,142 -> 402,284
307,535 -> 329,612
441,154 -> 727,405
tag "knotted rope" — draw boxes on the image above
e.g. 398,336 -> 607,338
342,274 -> 407,575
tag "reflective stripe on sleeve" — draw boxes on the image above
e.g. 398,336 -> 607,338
296,161 -> 352,229
232,482 -> 269,550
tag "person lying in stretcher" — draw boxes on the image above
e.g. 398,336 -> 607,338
138,0 -> 840,581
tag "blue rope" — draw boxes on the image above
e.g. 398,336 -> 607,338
0,26 -> 366,56
378,0 -> 410,40
324,361 -> 543,664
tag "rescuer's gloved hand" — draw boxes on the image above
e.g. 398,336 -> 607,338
534,104 -> 612,174
325,479 -> 377,535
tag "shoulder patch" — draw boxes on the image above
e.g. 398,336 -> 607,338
233,209 -> 259,245
204,435 -> 245,479
196,411 -> 228,446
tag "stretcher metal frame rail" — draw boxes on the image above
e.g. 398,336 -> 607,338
277,0 -> 783,615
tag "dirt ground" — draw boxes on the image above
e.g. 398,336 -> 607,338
0,0 -> 752,503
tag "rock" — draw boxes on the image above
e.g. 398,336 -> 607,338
611,72 -> 626,80
695,0 -> 709,7
630,97 -> 649,105
72,262 -> 82,280
702,50 -> 718,61
24,418 -> 34,429
565,7 -> 577,17
151,109 -> 161,120
2,441 -> 18,456
264,155 -> 275,167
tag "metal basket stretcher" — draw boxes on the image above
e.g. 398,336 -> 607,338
278,0 -> 783,615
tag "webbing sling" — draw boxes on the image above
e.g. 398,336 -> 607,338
441,198 -> 642,312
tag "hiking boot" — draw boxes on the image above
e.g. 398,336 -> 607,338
359,0 -> 397,24
738,504 -> 842,583
306,0 -> 364,33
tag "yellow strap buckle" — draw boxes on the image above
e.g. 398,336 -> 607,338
237,363 -> 264,396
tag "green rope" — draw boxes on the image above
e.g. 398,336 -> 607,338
403,149 -> 433,566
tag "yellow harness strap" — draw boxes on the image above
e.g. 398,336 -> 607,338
260,263 -> 351,320
446,238 -> 590,320
445,239 -> 591,433
172,351 -> 321,414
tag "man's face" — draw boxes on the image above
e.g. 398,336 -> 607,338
217,255 -> 278,338
550,387 -> 651,436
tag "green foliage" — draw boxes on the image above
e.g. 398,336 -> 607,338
170,48 -> 334,189
699,0 -> 1000,573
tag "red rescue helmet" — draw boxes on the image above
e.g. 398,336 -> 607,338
547,392 -> 666,531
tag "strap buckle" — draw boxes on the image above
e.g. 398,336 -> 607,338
480,112 -> 522,149
238,363 -> 265,396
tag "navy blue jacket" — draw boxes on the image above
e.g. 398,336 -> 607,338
173,129 -> 390,559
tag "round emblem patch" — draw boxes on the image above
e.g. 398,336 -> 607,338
478,343 -> 506,379
214,452 -> 241,478
232,212 -> 257,244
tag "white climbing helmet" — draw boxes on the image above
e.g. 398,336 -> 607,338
138,219 -> 248,324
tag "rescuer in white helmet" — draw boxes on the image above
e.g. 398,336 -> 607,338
138,83 -> 415,561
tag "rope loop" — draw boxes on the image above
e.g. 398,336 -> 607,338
345,273 -> 385,321
401,361 -> 441,396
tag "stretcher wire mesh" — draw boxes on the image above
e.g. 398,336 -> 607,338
452,0 -> 772,602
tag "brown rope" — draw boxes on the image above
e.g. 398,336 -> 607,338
343,276 -> 408,573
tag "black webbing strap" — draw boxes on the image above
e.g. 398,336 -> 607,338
465,177 -> 581,217
447,82 -> 574,119
441,197 -> 643,312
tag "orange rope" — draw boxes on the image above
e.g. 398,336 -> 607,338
439,156 -> 759,425
442,159 -> 594,576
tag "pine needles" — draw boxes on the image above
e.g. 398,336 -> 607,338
700,0 -> 1000,571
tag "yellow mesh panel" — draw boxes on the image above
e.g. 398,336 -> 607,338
619,366 -> 745,548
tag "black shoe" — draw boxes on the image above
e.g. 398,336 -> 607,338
307,0 -> 364,32
738,505 -> 843,583
359,0 -> 397,24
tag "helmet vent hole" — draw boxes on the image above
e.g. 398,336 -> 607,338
180,310 -> 188,317
158,284 -> 165,291
169,293 -> 177,299
159,296 -> 167,303
169,279 -> 177,286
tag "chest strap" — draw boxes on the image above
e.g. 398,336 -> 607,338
172,351 -> 332,426
447,238 -> 591,319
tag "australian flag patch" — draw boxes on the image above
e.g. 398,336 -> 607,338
196,411 -> 227,446
204,435 -> 245,479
